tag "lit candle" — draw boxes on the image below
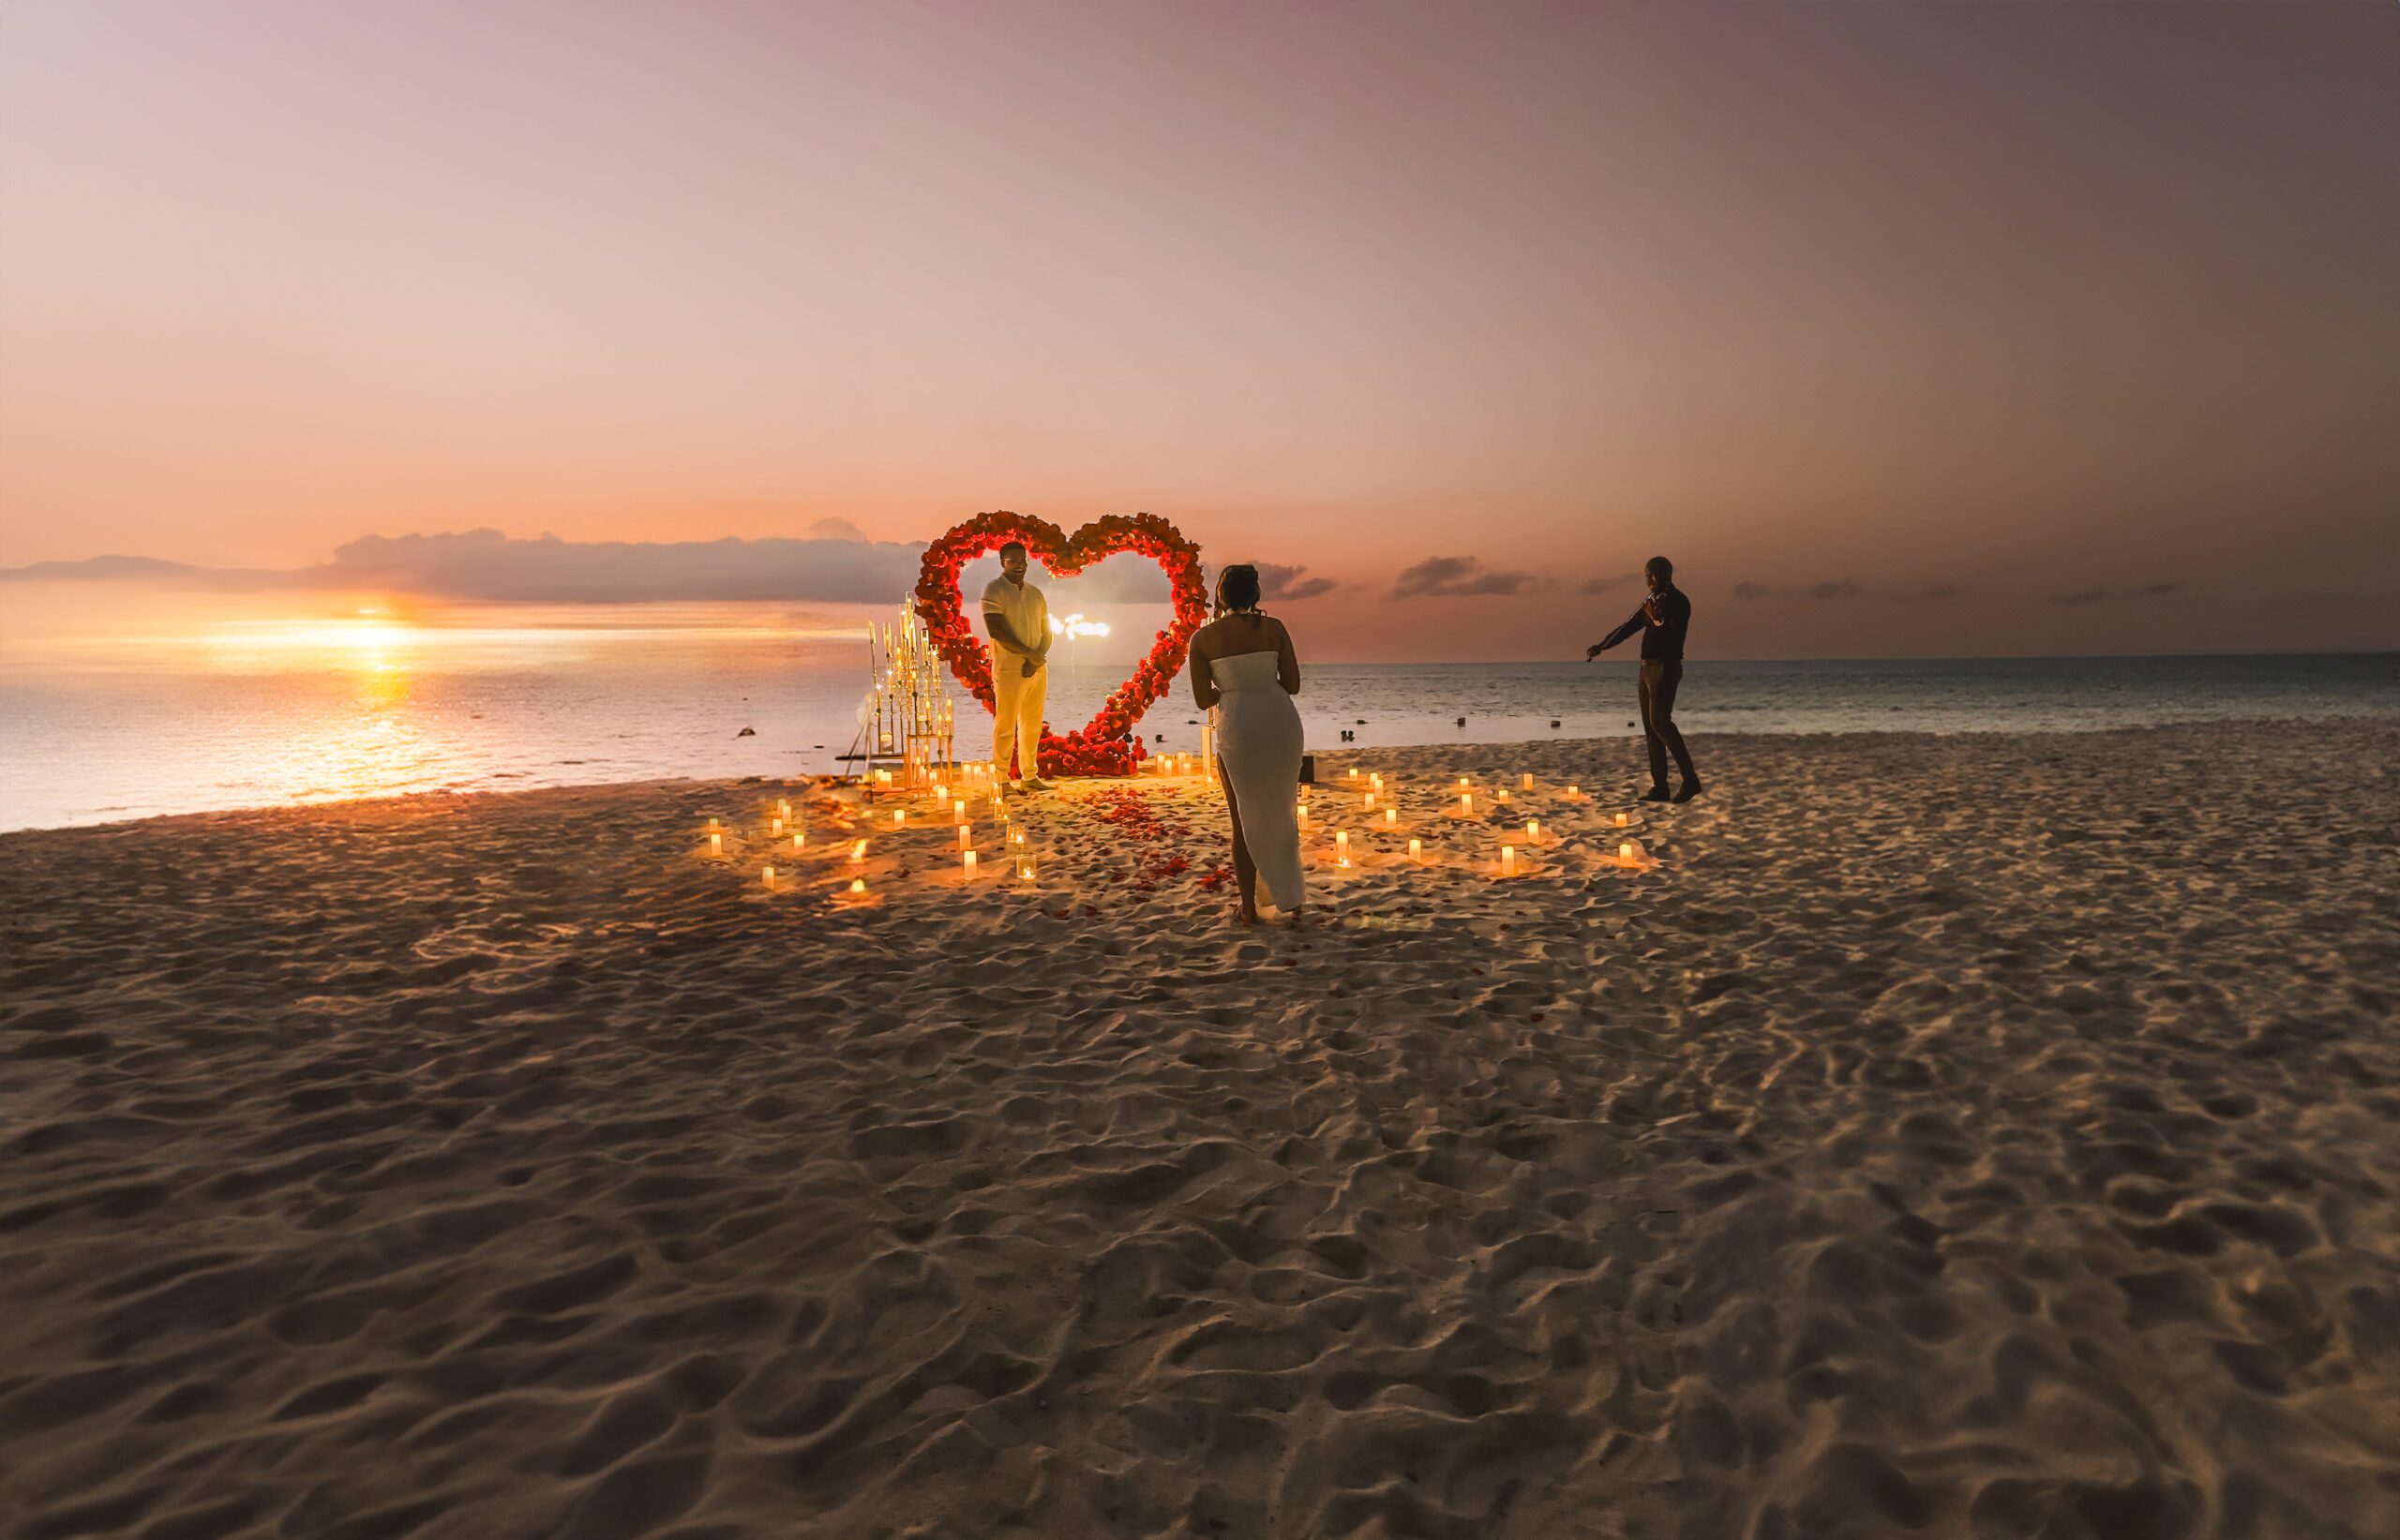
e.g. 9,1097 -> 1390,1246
1347,768 -> 1358,781
1497,788 -> 1510,804
850,839 -> 867,863
937,785 -> 951,808
958,824 -> 972,851
1458,776 -> 1470,789
1408,836 -> 1422,860
1335,830 -> 1350,865
850,877 -> 867,894
1526,819 -> 1540,843
1384,807 -> 1397,828
1567,785 -> 1580,799
707,817 -> 721,832
954,801 -> 968,826
1364,793 -> 1377,813
1522,772 -> 1534,790
1370,773 -> 1384,793
791,831 -> 805,851
1614,812 -> 1629,828
892,809 -> 907,829
1298,802 -> 1311,830
1460,791 -> 1474,815
777,799 -> 790,819
1018,855 -> 1035,882
1619,842 -> 1636,864
1501,845 -> 1516,876
708,832 -> 723,857
963,849 -> 978,876
772,815 -> 785,834
761,866 -> 776,889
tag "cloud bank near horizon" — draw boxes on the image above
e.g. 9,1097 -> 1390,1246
0,529 -> 1277,606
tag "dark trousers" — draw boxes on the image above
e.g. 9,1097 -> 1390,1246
1638,659 -> 1697,788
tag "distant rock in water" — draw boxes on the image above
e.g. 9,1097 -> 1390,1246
736,726 -> 757,738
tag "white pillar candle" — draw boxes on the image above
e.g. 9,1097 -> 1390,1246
708,817 -> 721,832
1384,808 -> 1397,828
1497,788 -> 1510,804
1298,802 -> 1311,830
937,785 -> 951,807
708,832 -> 723,857
1364,793 -> 1377,813
1619,842 -> 1636,864
957,824 -> 971,850
1460,791 -> 1474,815
1567,785 -> 1580,799
1408,837 -> 1422,860
777,799 -> 791,819
892,809 -> 907,829
1522,772 -> 1534,790
792,831 -> 805,851
954,802 -> 968,825
761,866 -> 776,889
963,849 -> 978,876
772,815 -> 785,834
1347,768 -> 1358,781
1501,845 -> 1516,876
1526,819 -> 1539,843
1614,812 -> 1629,828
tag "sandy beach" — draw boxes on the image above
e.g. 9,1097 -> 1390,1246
3,720 -> 2394,1539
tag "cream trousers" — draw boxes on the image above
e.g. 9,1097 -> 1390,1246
991,650 -> 1047,780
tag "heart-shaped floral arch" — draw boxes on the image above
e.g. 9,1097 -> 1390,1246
913,510 -> 1208,776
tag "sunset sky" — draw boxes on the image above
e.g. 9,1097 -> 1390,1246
3,0 -> 2393,660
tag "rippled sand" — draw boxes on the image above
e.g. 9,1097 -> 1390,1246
3,722 -> 2395,1539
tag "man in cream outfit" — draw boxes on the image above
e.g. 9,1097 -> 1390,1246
982,541 -> 1053,790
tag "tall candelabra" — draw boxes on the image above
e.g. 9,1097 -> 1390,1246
855,602 -> 957,787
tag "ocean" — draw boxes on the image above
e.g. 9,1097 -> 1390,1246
1,634 -> 2391,831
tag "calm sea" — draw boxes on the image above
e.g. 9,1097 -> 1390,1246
0,638 -> 2392,831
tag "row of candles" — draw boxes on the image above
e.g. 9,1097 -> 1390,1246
706,788 -> 1044,895
712,761 -> 1648,896
1304,769 -> 1645,875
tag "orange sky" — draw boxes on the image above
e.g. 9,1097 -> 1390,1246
2,0 -> 2393,659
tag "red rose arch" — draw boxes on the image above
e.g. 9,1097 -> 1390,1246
914,511 -> 1208,777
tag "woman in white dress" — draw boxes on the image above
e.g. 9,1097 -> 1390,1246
1191,564 -> 1305,923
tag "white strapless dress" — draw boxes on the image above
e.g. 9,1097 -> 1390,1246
1208,650 -> 1305,912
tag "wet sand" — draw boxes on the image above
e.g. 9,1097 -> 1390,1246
3,721 -> 2395,1538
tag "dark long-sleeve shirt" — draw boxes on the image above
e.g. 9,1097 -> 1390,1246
1598,585 -> 1690,661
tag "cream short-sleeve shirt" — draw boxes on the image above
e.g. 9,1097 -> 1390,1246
981,576 -> 1048,663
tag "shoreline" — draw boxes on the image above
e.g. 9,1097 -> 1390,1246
8,714 -> 2397,839
4,721 -> 2395,1536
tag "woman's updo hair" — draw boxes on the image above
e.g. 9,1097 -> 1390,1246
1216,563 -> 1264,615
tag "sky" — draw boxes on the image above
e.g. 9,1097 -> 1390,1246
2,0 -> 2394,660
